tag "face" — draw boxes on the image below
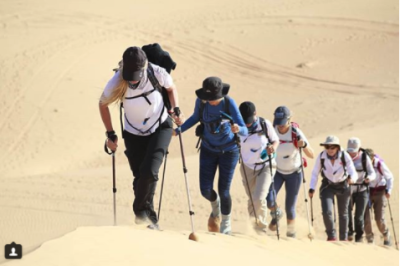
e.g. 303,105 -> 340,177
349,151 -> 358,158
245,115 -> 257,127
208,98 -> 223,106
325,145 -> 339,156
277,120 -> 290,133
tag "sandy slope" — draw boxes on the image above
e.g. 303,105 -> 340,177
0,0 -> 398,265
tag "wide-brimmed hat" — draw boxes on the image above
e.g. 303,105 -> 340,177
320,135 -> 340,146
273,106 -> 291,126
239,101 -> 256,124
347,137 -> 361,153
195,77 -> 230,101
122,46 -> 147,81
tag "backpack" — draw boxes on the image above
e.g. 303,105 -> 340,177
320,150 -> 347,179
278,122 -> 308,167
115,43 -> 177,137
195,96 -> 231,150
278,122 -> 300,148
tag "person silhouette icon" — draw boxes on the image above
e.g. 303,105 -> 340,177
9,248 -> 18,257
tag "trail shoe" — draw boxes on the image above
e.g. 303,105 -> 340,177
147,224 -> 160,231
268,208 -> 282,231
208,214 -> 221,232
208,196 -> 221,232
327,237 -> 337,241
366,233 -> 374,244
347,234 -> 354,241
220,214 -> 232,235
355,236 -> 363,243
286,220 -> 296,238
383,231 -> 391,246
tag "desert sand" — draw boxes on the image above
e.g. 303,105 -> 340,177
0,0 -> 398,265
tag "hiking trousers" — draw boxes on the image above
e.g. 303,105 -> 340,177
348,189 -> 368,240
124,117 -> 173,225
199,146 -> 240,215
240,163 -> 275,227
320,181 -> 351,240
266,170 -> 302,220
364,189 -> 389,237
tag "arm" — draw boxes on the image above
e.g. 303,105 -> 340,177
297,129 -> 314,159
382,161 -> 394,196
309,152 -> 322,192
99,95 -> 118,151
345,152 -> 358,183
266,120 -> 279,154
175,98 -> 201,134
230,98 -> 248,136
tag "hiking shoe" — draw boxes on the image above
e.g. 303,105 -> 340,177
286,232 -> 296,238
384,231 -> 391,246
268,208 -> 282,232
355,237 -> 363,243
147,224 -> 160,230
366,233 -> 374,244
348,234 -> 354,241
220,214 -> 231,235
327,237 -> 337,241
208,213 -> 221,233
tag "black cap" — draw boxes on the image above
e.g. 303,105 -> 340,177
239,101 -> 256,124
122,47 -> 147,81
273,106 -> 291,126
195,77 -> 230,101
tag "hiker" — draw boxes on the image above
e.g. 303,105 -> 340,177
266,106 -> 315,238
309,136 -> 357,241
99,46 -> 184,228
346,138 -> 376,242
238,101 -> 279,231
173,77 -> 247,234
364,148 -> 394,245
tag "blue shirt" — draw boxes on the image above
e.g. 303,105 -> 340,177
178,97 -> 247,152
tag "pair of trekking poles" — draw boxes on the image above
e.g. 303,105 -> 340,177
104,109 -> 198,241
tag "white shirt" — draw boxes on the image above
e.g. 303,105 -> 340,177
240,118 -> 279,170
350,151 -> 376,193
275,126 -> 308,174
310,150 -> 358,190
103,63 -> 173,136
369,157 -> 394,194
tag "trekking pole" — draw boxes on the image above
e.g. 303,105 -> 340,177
112,152 -> 117,226
174,109 -> 198,242
387,199 -> 398,250
219,112 -> 258,226
333,197 -> 337,233
267,143 -> 280,241
104,139 -> 117,226
310,197 -> 314,226
299,149 -> 313,241
158,150 -> 169,221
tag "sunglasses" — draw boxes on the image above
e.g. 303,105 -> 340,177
325,145 -> 338,150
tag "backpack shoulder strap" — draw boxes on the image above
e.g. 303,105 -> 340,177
259,117 -> 272,143
360,148 -> 367,173
341,150 -> 348,176
291,126 -> 299,149
199,100 -> 206,123
376,156 -> 384,175
147,64 -> 163,93
320,151 -> 325,171
224,95 -> 230,115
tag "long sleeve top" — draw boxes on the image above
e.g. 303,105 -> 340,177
369,156 -> 394,195
178,97 -> 247,153
350,150 -> 376,193
310,150 -> 358,190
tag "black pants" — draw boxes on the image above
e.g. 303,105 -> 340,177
124,117 -> 173,224
348,189 -> 368,240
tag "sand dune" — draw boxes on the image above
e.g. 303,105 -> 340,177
0,0 -> 398,265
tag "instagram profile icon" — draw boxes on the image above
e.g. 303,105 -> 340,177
4,242 -> 22,259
